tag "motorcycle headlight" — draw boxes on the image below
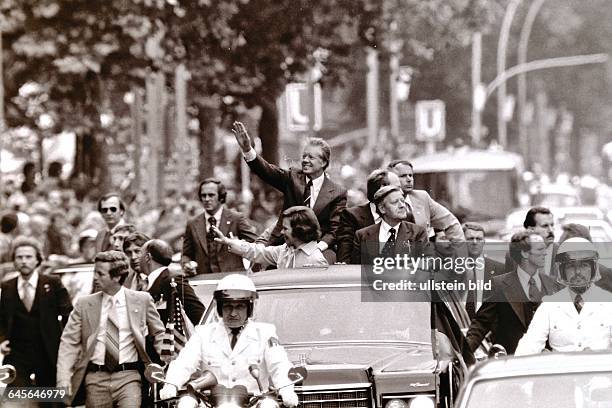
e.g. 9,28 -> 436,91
409,396 -> 435,408
218,403 -> 242,408
258,397 -> 281,408
178,395 -> 199,408
384,399 -> 410,408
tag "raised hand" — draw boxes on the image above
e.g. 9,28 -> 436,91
231,121 -> 253,153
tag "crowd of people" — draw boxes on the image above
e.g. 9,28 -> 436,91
0,120 -> 611,407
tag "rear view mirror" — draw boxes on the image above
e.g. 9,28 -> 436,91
0,364 -> 16,385
144,363 -> 166,385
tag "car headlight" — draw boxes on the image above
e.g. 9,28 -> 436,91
409,396 -> 435,408
258,397 -> 281,408
384,399 -> 410,408
178,395 -> 199,408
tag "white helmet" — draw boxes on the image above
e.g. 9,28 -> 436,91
555,237 -> 599,288
214,274 -> 257,317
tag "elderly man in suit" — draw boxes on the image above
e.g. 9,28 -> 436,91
387,160 -> 464,241
337,169 -> 403,264
182,178 -> 258,276
232,121 -> 347,263
56,251 -> 166,407
0,236 -> 72,394
351,186 -> 428,266
466,231 -> 562,355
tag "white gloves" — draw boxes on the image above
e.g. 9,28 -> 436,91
279,389 -> 299,408
160,384 -> 178,400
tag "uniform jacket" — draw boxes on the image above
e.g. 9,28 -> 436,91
336,203 -> 375,264
465,269 -> 562,354
182,207 -> 258,275
0,273 -> 72,363
405,190 -> 464,241
247,155 -> 347,248
165,320 -> 294,394
515,286 -> 612,355
350,221 -> 429,265
56,289 -> 165,405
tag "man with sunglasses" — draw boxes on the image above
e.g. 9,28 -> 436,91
232,121 -> 347,264
96,193 -> 127,252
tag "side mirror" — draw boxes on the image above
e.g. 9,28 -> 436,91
144,363 -> 166,385
488,344 -> 507,359
288,367 -> 308,385
186,371 -> 218,394
0,364 -> 17,385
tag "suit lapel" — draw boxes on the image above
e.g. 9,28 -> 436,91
193,214 -> 209,255
395,223 -> 414,254
364,224 -> 382,258
212,323 -> 232,358
312,176 -> 334,214
85,293 -> 103,352
502,272 -> 528,328
125,290 -> 150,363
361,204 -> 375,226
232,323 -> 258,356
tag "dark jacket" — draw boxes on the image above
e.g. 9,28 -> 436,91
336,203 -> 375,264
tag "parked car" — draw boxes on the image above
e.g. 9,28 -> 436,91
455,351 -> 612,408
191,265 -> 472,408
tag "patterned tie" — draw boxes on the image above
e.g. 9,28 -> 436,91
465,268 -> 477,320
381,228 -> 396,257
104,299 -> 120,372
528,277 -> 542,302
230,328 -> 241,350
207,216 -> 221,272
21,281 -> 33,312
303,180 -> 313,207
207,217 -> 217,239
574,294 -> 583,314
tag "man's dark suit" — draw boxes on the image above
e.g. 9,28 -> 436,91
182,207 -> 258,275
247,155 -> 347,250
147,268 -> 205,326
350,221 -> 429,265
465,270 -> 562,354
0,273 -> 72,387
337,203 -> 375,264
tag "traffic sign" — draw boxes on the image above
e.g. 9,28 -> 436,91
285,83 -> 322,132
415,100 -> 445,142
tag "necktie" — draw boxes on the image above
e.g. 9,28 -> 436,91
137,274 -> 148,291
303,180 -> 313,207
574,295 -> 583,314
528,277 -> 542,302
230,328 -> 241,350
105,299 -> 120,372
465,268 -> 477,320
21,281 -> 33,312
381,228 -> 396,257
207,216 -> 217,239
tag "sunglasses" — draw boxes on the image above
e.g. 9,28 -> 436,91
100,207 -> 119,214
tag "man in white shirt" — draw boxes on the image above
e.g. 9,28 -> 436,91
214,206 -> 328,269
516,238 -> 612,355
57,251 -> 165,407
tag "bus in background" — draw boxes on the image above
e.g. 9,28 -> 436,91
410,146 -> 525,236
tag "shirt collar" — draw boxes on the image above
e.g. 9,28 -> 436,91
308,173 -> 325,191
110,218 -> 126,234
18,269 -> 39,289
205,206 -> 224,222
296,241 -> 319,256
369,203 -> 381,223
103,286 -> 126,305
380,220 -> 400,237
517,265 -> 541,290
147,266 -> 166,290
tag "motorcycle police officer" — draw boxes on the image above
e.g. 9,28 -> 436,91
515,237 -> 612,355
160,274 -> 299,407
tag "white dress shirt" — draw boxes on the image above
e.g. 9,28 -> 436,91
147,266 -> 166,290
304,173 -> 325,209
516,266 -> 542,298
204,207 -> 224,231
378,221 -> 400,253
17,269 -> 39,303
92,287 -> 138,365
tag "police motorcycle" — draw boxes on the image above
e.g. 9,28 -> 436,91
145,363 -> 306,408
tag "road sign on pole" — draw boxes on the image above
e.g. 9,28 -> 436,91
415,100 -> 446,142
285,82 -> 322,132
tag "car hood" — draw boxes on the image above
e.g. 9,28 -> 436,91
285,342 -> 437,377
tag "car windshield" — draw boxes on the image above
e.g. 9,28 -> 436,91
465,372 -> 612,408
250,286 -> 431,344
